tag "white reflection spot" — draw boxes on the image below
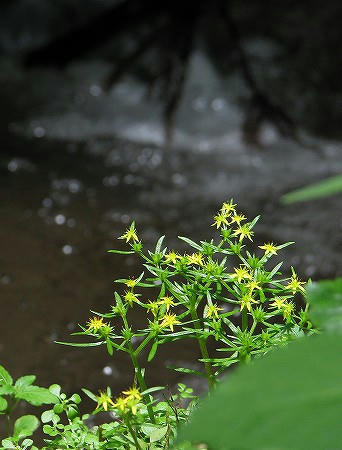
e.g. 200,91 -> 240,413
33,126 -> 46,138
62,245 -> 73,255
103,366 -> 113,376
55,214 -> 66,225
89,85 -> 102,97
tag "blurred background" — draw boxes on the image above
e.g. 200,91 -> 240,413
1,0 -> 341,406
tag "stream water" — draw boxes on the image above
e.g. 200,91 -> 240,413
1,50 -> 342,414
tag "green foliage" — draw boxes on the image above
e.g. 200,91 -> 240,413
1,200 -> 313,449
61,200 -> 310,390
178,333 -> 342,449
306,277 -> 342,333
281,174 -> 342,203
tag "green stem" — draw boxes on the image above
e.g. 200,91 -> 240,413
129,346 -> 156,423
120,312 -> 156,423
124,415 -> 142,450
135,332 -> 154,356
190,306 -> 216,390
6,414 -> 10,436
242,307 -> 248,331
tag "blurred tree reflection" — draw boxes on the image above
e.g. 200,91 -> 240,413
20,0 -> 342,142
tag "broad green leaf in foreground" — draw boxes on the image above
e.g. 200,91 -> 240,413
0,365 -> 13,386
15,385 -> 58,406
306,278 -> 342,333
281,174 -> 342,203
178,334 -> 342,449
13,415 -> 39,440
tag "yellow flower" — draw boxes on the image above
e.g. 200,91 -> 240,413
221,199 -> 237,215
283,301 -> 295,321
232,267 -> 252,283
158,296 -> 175,312
186,252 -> 204,266
258,242 -> 279,255
232,224 -> 254,242
159,313 -> 181,332
286,272 -> 306,294
124,291 -> 138,306
86,316 -> 105,332
146,300 -> 160,316
240,293 -> 258,312
125,277 -> 138,288
230,213 -> 247,226
96,391 -> 115,411
206,304 -> 224,319
122,386 -> 141,401
164,251 -> 181,264
269,297 -> 287,310
119,222 -> 138,243
246,280 -> 262,292
113,396 -> 128,413
212,213 -> 229,229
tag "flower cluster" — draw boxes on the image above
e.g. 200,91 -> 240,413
96,386 -> 142,416
75,199 -> 311,393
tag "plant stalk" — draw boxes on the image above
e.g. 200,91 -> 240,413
190,306 -> 216,389
124,416 -> 142,450
129,346 -> 156,423
242,307 -> 248,331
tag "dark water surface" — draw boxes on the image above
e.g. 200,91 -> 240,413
1,56 -> 342,413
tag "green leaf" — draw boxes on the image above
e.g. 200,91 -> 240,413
1,439 -> 16,449
307,278 -> 342,333
155,235 -> 165,254
140,386 -> 165,396
107,249 -> 135,255
150,425 -> 168,443
141,423 -> 168,442
15,376 -> 36,388
178,334 -> 342,449
147,341 -> 158,362
0,385 -> 14,395
13,415 -> 39,440
178,236 -> 203,251
55,340 -> 105,347
167,366 -> 207,378
48,384 -> 61,397
41,410 -> 59,424
70,393 -> 81,404
81,388 -> 98,402
0,366 -> 12,386
42,424 -> 58,437
0,396 -> 8,411
106,338 -> 114,355
15,385 -> 58,406
281,175 -> 342,203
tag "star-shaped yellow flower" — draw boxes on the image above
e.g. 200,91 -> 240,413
286,271 -> 306,294
232,267 -> 252,283
159,313 -> 181,332
158,296 -> 175,312
221,199 -> 237,215
119,222 -> 138,243
186,252 -> 204,266
96,390 -> 115,411
124,291 -> 138,306
164,251 -> 181,264
258,242 -> 279,255
122,386 -> 141,401
232,224 -> 254,242
86,316 -> 105,332
240,293 -> 258,312
230,213 -> 247,226
206,304 -> 224,319
212,213 -> 229,229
